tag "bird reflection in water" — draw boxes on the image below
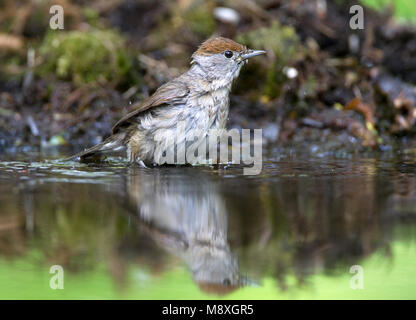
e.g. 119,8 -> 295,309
124,167 -> 249,294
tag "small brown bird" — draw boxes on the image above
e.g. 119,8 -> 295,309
69,37 -> 265,166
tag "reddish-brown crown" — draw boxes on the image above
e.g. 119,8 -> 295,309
193,37 -> 247,56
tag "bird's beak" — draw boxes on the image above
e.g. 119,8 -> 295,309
240,49 -> 266,60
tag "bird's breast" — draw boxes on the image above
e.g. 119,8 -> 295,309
194,87 -> 230,130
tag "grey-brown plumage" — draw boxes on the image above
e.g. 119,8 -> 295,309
67,37 -> 265,165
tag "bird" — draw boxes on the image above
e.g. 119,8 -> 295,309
67,37 -> 265,166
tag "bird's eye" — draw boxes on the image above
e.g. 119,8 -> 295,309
224,50 -> 233,58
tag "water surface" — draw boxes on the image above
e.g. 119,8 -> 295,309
0,150 -> 415,299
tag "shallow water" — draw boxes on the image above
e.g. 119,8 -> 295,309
0,150 -> 415,299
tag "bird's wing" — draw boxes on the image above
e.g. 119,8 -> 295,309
112,79 -> 189,134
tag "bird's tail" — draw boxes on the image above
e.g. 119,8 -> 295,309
63,133 -> 126,162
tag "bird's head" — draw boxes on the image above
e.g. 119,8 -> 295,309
191,37 -> 265,84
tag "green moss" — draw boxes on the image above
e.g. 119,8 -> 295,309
81,7 -> 102,28
263,65 -> 286,99
37,30 -> 138,86
184,2 -> 216,37
162,0 -> 216,39
237,21 -> 305,99
237,21 -> 304,65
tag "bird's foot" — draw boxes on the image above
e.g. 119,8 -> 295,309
131,156 -> 148,168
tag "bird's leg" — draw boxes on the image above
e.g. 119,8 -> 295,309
128,150 -> 148,168
134,154 -> 148,168
137,159 -> 148,168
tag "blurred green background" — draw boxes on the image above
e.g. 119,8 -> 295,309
363,0 -> 416,21
1,229 -> 415,299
